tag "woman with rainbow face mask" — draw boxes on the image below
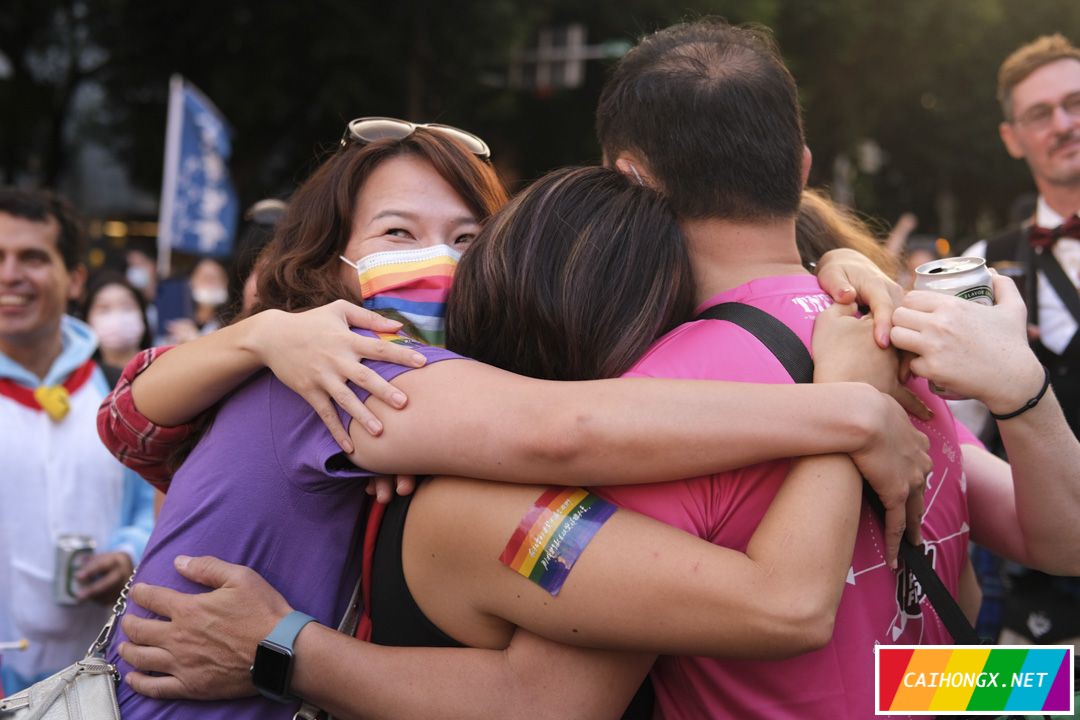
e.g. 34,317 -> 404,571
95,121 -> 929,719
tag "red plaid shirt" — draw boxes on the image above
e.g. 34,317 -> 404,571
96,347 -> 195,492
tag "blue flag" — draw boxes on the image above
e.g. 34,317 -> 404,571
157,75 -> 239,272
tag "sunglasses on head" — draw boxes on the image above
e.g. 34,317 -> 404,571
340,116 -> 491,160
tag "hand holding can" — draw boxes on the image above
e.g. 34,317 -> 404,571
54,534 -> 96,605
909,258 -> 995,399
891,268 -> 1043,410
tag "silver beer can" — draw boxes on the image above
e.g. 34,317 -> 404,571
54,534 -> 95,605
913,256 -> 995,399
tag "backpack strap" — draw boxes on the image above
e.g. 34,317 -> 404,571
694,302 -> 982,645
695,303 -> 814,383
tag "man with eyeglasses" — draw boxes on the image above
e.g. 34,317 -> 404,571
963,32 -> 1080,661
967,35 -> 1080,439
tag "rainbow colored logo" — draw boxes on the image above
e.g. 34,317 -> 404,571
876,646 -> 1074,715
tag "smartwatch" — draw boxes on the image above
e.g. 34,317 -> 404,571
250,610 -> 316,703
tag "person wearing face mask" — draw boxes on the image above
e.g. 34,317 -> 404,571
166,257 -> 230,344
123,248 -> 159,339
83,272 -> 153,387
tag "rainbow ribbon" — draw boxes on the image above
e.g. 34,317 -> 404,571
877,646 -> 1074,715
499,488 -> 617,596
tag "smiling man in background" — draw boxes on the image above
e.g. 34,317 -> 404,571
0,187 -> 153,693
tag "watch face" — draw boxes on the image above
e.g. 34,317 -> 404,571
252,642 -> 292,697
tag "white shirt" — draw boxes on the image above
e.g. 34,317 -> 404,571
966,196 -> 1080,354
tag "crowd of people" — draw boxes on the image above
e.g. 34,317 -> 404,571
1,18 -> 1078,720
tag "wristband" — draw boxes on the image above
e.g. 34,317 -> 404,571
250,610 -> 316,703
990,365 -> 1051,421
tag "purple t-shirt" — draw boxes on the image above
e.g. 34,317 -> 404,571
109,331 -> 461,719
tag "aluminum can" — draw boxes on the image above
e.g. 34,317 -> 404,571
913,257 -> 995,399
54,534 -> 95,605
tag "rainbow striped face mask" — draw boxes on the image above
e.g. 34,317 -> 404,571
340,244 -> 461,347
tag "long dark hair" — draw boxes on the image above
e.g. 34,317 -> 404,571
447,166 -> 695,380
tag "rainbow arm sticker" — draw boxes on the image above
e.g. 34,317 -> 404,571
499,488 -> 617,596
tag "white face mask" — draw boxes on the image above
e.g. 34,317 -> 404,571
192,286 -> 229,307
91,309 -> 146,352
126,266 -> 152,291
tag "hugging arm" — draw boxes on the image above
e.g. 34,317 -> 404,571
120,452 -> 862,716
126,302 -> 424,449
345,358 -> 925,496
291,628 -> 653,720
891,272 -> 1080,574
102,302 -> 927,551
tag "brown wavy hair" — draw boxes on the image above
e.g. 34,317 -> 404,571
170,129 -> 506,471
254,130 -> 507,314
796,189 -> 899,279
447,166 -> 695,380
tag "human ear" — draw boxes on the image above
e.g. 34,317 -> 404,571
801,146 -> 813,187
613,154 -> 656,189
999,121 -> 1025,159
67,264 -> 88,301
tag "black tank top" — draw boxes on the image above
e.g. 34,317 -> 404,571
367,490 -> 655,718
370,491 -> 460,648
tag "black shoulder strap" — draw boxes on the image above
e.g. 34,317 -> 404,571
694,302 -> 982,645
1035,248 -> 1080,325
695,303 -> 813,383
983,226 -> 1025,266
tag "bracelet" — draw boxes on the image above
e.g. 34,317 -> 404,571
990,365 -> 1051,421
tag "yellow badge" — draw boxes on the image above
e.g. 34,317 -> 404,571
34,385 -> 71,422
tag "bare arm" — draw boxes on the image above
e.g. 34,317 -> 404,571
811,301 -> 932,560
121,297 -> 927,550
124,568 -> 651,720
130,302 -> 427,447
291,628 -> 653,720
346,359 -> 926,494
962,435 -> 1080,575
407,454 -> 862,657
119,453 -> 862,709
892,272 -> 1080,574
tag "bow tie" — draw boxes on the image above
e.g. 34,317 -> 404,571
1028,214 -> 1080,249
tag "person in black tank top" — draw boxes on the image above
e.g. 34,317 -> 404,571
370,489 -> 657,719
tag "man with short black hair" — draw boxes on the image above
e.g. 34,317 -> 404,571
0,187 -> 154,693
587,20 -> 1080,716
591,20 -> 969,716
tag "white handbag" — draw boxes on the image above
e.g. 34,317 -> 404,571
0,576 -> 132,720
